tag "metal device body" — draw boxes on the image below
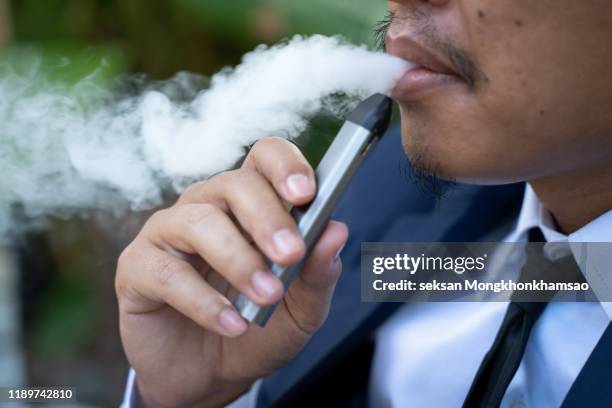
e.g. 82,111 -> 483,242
234,94 -> 392,326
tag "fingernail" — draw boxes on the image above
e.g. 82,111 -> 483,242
286,174 -> 313,199
272,229 -> 303,258
252,270 -> 283,299
219,308 -> 248,336
333,243 -> 346,263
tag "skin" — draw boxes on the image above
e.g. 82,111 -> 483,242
116,1 -> 612,406
387,0 -> 612,232
117,138 -> 347,407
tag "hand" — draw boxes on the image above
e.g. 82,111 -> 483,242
115,137 -> 348,407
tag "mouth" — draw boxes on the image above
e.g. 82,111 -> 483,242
387,35 -> 466,101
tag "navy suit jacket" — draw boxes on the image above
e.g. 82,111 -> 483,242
255,123 -> 612,407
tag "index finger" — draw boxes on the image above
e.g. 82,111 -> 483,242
242,137 -> 316,206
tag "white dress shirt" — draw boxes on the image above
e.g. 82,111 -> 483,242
122,185 -> 612,407
370,185 -> 612,408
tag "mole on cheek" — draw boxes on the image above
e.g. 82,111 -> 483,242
478,9 -> 485,18
514,19 -> 524,27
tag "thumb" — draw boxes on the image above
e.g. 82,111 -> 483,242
281,220 -> 348,335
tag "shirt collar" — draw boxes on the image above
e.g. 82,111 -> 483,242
512,184 -> 567,243
512,184 -> 612,320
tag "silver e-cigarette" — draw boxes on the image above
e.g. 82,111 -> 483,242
234,93 -> 393,326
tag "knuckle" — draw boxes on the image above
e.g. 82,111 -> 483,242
300,307 -> 328,334
223,255 -> 253,285
146,208 -> 171,229
233,167 -> 260,183
179,203 -> 219,230
189,297 -> 217,322
251,136 -> 283,155
212,168 -> 259,192
179,181 -> 208,203
222,169 -> 267,199
209,170 -> 230,187
252,200 -> 281,222
115,244 -> 145,305
214,168 -> 240,183
116,245 -> 134,273
116,244 -> 141,282
284,292 -> 325,336
155,259 -> 187,288
114,265 -> 126,297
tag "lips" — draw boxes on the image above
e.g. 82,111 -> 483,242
387,35 -> 465,101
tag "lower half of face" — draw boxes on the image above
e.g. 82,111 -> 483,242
389,0 -> 612,185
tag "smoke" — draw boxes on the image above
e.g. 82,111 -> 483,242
0,35 -> 409,237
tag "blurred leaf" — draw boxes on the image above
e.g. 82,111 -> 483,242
0,44 -> 126,87
177,0 -> 386,46
28,272 -> 96,359
270,0 -> 386,45
177,0 -> 256,35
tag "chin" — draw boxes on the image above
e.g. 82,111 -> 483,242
400,127 -> 529,186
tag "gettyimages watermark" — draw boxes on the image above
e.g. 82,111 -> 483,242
361,242 -> 611,302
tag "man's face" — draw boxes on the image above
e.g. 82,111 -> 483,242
386,0 -> 612,185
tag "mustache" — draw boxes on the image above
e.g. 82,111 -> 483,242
373,10 -> 482,86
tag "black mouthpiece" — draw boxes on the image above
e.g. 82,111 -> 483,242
347,93 -> 393,137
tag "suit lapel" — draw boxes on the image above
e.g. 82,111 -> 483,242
562,323 -> 612,407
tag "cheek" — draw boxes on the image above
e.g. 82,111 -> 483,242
464,4 -> 551,121
484,44 -> 612,164
399,99 -> 531,184
459,2 -> 612,173
399,0 -> 612,183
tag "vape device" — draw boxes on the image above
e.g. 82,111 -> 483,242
234,93 -> 393,326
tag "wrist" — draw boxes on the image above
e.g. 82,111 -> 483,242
136,377 -> 253,408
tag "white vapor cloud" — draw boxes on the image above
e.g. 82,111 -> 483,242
0,35 -> 409,237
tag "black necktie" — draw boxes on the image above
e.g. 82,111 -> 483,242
463,228 -> 583,408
